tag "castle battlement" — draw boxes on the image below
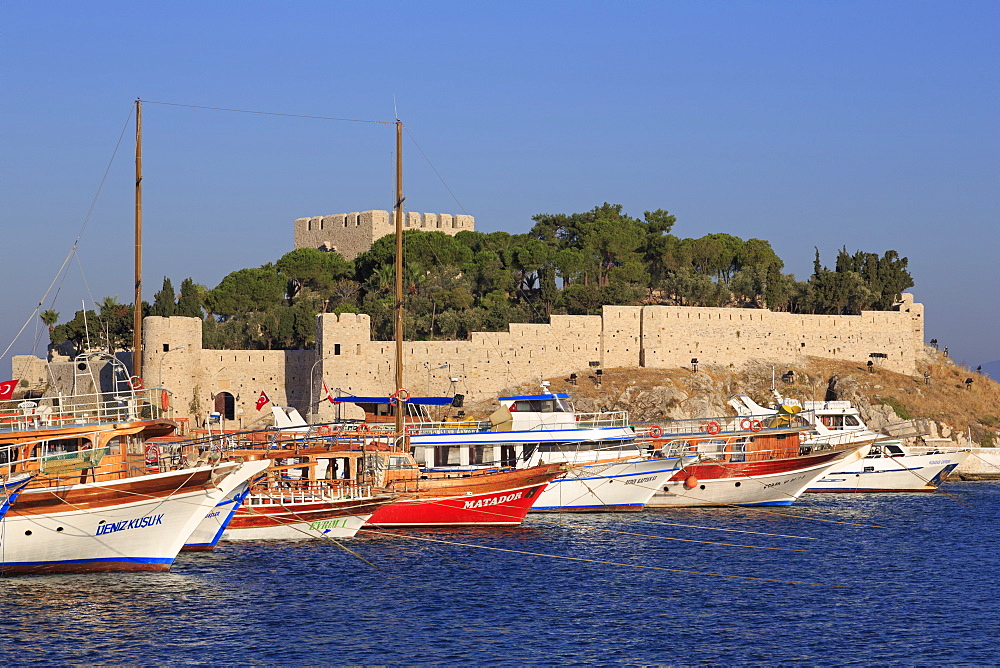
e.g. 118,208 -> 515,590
294,210 -> 475,260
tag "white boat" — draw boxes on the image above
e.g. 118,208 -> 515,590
807,440 -> 970,492
2,456 -> 268,574
729,394 -> 969,492
404,387 -> 696,512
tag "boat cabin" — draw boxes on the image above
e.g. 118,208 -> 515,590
334,396 -> 457,423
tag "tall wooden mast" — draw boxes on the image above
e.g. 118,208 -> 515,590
133,98 -> 143,378
393,120 -> 405,436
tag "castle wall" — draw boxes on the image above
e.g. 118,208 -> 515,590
293,210 -> 475,260
123,293 -> 926,425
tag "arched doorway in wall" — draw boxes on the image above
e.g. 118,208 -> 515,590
214,392 -> 235,421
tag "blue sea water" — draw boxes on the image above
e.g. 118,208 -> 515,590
1,482 -> 997,666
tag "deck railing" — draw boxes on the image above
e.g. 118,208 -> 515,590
0,388 -> 171,433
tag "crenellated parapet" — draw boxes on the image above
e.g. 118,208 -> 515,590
294,210 -> 475,260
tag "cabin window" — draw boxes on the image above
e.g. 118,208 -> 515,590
844,415 -> 861,427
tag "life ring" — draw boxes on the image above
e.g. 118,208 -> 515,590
160,389 -> 169,411
316,425 -> 332,436
798,432 -> 807,443
144,444 -> 160,460
129,375 -> 144,390
389,388 -> 411,405
649,425 -> 663,438
750,420 -> 763,433
702,421 -> 721,435
740,418 -> 753,431
356,424 -> 372,438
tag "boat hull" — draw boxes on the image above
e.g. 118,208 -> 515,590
221,495 -> 386,541
806,450 -> 971,492
368,481 -> 548,526
1,463 -> 256,574
648,448 -> 855,507
530,456 -> 693,512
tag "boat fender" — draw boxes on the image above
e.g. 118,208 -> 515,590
649,425 -> 663,438
683,475 -> 699,489
160,389 -> 169,411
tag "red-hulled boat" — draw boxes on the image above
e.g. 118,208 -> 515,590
636,401 -> 875,507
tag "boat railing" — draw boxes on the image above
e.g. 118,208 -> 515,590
635,412 -> 813,439
405,410 -> 631,435
1,443 -> 111,480
0,388 -> 171,432
247,479 -> 374,505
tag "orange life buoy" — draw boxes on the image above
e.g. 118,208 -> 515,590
706,421 -> 721,435
649,425 -> 663,438
798,431 -> 807,443
750,420 -> 763,432
129,375 -> 144,390
683,475 -> 699,489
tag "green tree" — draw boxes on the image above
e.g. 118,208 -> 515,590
150,277 -> 177,317
177,278 -> 205,318
40,309 -> 60,333
206,266 -> 286,318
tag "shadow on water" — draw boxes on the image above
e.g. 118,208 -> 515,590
2,482 -> 997,664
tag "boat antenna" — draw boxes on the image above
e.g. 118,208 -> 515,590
133,98 -> 143,379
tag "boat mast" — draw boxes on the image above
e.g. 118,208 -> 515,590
394,120 -> 405,436
133,98 -> 143,379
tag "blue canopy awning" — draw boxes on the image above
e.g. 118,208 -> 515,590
333,396 -> 454,406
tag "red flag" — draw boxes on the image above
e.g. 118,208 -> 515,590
0,379 -> 18,401
322,381 -> 335,403
255,389 -> 270,411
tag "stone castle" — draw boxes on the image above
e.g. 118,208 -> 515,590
294,210 -> 475,261
11,207 -> 927,429
13,295 -> 924,429
73,294 -> 920,429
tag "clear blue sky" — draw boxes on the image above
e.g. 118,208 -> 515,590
2,1 -> 997,369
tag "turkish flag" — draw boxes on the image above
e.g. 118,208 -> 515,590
0,380 -> 18,401
322,381 -> 335,403
255,389 -> 270,411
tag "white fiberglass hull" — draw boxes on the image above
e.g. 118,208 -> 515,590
183,459 -> 271,550
648,455 -> 848,507
0,462 -> 261,574
806,450 -> 970,492
531,456 -> 692,512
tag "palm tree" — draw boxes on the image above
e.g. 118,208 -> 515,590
40,309 -> 59,333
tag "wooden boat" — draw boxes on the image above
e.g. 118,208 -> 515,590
168,428 -> 564,531
0,349 -> 273,573
638,402 -> 873,507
